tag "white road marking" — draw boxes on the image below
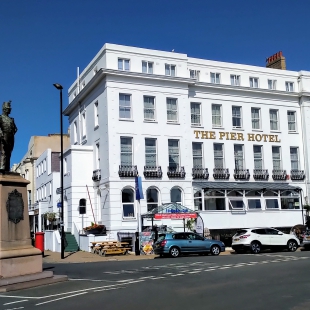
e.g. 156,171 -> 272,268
204,269 -> 215,271
170,274 -> 184,277
117,279 -> 135,282
188,271 -> 200,274
35,292 -> 87,306
150,277 -> 166,280
69,278 -> 104,282
4,307 -> 24,310
3,300 -> 27,305
219,267 -> 230,269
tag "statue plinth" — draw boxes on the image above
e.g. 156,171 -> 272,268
0,173 -> 42,278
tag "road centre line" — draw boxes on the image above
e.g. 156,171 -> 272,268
35,292 -> 87,306
171,274 -> 184,277
3,300 -> 28,305
4,307 -> 24,310
150,277 -> 166,280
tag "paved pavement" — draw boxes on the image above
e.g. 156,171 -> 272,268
43,247 -> 234,263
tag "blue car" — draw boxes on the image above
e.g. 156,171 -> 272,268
153,232 -> 225,258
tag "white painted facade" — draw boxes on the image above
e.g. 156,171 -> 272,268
63,43 -> 310,236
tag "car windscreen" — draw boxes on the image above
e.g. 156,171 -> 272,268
234,229 -> 248,237
157,234 -> 166,242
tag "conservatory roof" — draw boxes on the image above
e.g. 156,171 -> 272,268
141,202 -> 196,219
192,182 -> 301,192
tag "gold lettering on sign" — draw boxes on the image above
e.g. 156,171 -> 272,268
269,135 -> 275,142
255,134 -> 262,142
230,132 -> 236,140
201,131 -> 209,139
275,135 -> 281,142
225,132 -> 230,140
248,133 -> 255,141
262,134 -> 268,142
237,133 -> 244,141
219,132 -> 225,140
209,131 -> 216,139
194,130 -> 200,139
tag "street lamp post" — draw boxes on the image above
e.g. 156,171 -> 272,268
53,83 -> 65,259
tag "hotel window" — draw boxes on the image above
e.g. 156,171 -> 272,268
81,112 -> 86,138
290,147 -> 299,170
253,145 -> 263,169
73,121 -> 77,143
272,146 -> 281,170
190,102 -> 201,126
210,72 -> 220,84
96,143 -> 100,169
119,94 -> 131,119
120,137 -> 133,166
142,61 -> 153,74
213,143 -> 224,168
251,108 -> 261,129
122,188 -> 135,218
212,104 -> 222,127
94,101 -> 99,127
171,187 -> 182,204
285,82 -> 294,92
144,96 -> 155,121
232,106 -> 242,128
165,64 -> 176,76
246,190 -> 262,210
168,139 -> 180,168
287,111 -> 296,132
64,158 -> 67,174
234,144 -> 244,169
280,190 -> 299,210
194,189 -> 203,211
204,189 -> 225,210
192,142 -> 203,167
145,138 -> 157,167
249,77 -> 259,88
118,58 -> 130,71
268,79 -> 277,90
166,98 -> 178,122
190,70 -> 200,81
230,75 -> 240,86
146,188 -> 159,212
270,109 -> 279,131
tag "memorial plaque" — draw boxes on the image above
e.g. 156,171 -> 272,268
6,189 -> 24,224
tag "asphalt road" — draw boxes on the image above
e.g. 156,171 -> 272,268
1,251 -> 310,310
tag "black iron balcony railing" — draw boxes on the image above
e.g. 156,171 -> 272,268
118,165 -> 138,177
92,169 -> 101,181
192,166 -> 209,179
143,166 -> 163,178
213,168 -> 230,180
253,169 -> 269,180
167,165 -> 186,178
272,169 -> 287,180
234,169 -> 250,180
290,170 -> 305,180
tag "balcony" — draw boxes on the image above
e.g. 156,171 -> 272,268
290,170 -> 305,180
213,168 -> 230,180
272,170 -> 287,180
92,169 -> 101,181
253,169 -> 269,180
192,167 -> 209,179
143,166 -> 163,178
167,165 -> 186,178
234,169 -> 250,180
118,165 -> 138,177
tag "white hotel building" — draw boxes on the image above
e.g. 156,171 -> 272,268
63,43 -> 310,239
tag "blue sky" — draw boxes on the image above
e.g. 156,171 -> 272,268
1,0 -> 310,165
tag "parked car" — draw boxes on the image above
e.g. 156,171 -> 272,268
232,227 -> 300,254
301,230 -> 310,250
153,232 -> 225,258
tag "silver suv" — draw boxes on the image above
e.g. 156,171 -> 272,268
232,227 -> 300,254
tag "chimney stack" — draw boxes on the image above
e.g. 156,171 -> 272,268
266,51 -> 286,70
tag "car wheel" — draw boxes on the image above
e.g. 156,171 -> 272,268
210,245 -> 220,256
287,240 -> 298,252
250,241 -> 261,254
169,246 -> 180,258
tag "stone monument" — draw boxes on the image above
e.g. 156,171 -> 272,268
0,101 -> 67,291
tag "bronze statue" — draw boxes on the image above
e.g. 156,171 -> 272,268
0,101 -> 17,171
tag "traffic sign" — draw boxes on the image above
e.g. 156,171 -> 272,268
56,187 -> 62,195
57,202 -> 62,208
